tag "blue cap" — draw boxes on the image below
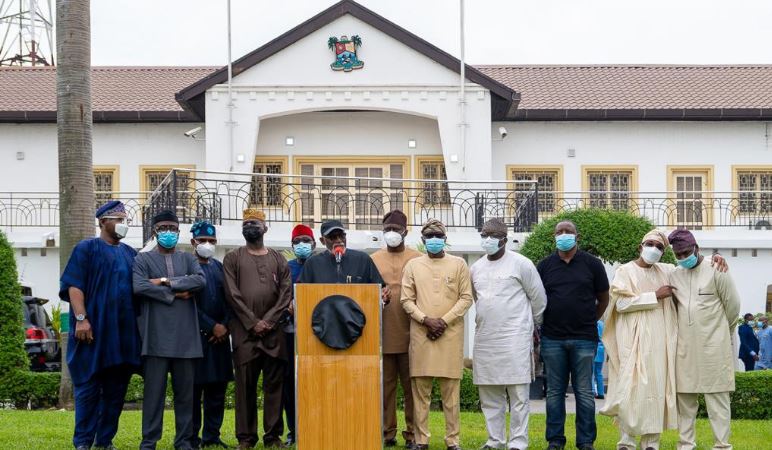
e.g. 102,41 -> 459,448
191,220 -> 216,238
95,200 -> 125,218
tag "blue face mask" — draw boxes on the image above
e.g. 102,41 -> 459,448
759,321 -> 766,328
293,242 -> 313,260
424,237 -> 446,255
677,252 -> 699,269
555,233 -> 576,252
156,231 -> 179,249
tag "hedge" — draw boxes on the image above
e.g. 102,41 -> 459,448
519,209 -> 676,266
3,368 -> 771,419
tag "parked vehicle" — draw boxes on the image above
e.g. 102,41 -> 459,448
22,295 -> 61,371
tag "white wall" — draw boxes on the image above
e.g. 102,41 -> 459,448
492,121 -> 772,190
0,122 -> 205,193
15,247 -> 61,310
255,111 -> 442,162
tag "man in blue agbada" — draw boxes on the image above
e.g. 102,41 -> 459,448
59,200 -> 142,450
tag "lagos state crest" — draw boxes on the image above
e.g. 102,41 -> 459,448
327,35 -> 364,72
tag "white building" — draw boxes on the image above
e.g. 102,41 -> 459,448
2,0 -> 771,329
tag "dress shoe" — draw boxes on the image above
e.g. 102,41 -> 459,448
76,447 -> 90,450
414,445 -> 429,450
577,445 -> 595,450
405,441 -> 418,450
546,444 -> 564,450
202,440 -> 231,448
385,438 -> 398,447
645,448 -> 656,450
447,446 -> 463,450
284,436 -> 295,447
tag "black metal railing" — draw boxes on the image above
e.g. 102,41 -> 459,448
140,170 -> 540,242
0,192 -> 147,229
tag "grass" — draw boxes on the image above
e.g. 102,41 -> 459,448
0,410 -> 768,449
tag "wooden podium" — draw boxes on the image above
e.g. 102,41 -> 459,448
294,284 -> 382,450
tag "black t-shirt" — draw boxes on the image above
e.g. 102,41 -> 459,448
298,248 -> 384,285
537,250 -> 609,341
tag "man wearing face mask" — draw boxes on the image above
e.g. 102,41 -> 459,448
537,221 -> 609,450
189,221 -> 233,449
223,208 -> 292,449
370,210 -> 422,449
755,316 -> 771,370
400,219 -> 474,450
668,229 -> 740,450
279,223 -> 316,446
60,200 -> 141,450
297,219 -> 386,293
133,209 -> 206,450
470,218 -> 546,450
738,313 -> 760,372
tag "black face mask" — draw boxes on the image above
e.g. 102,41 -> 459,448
242,226 -> 263,243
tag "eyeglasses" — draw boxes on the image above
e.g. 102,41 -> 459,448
154,225 -> 179,233
423,233 -> 446,239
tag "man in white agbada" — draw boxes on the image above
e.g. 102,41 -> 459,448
470,218 -> 547,450
668,229 -> 740,450
601,230 -> 727,450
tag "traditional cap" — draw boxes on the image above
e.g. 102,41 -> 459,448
421,218 -> 447,236
95,200 -> 125,219
668,228 -> 697,253
292,224 -> 315,240
321,219 -> 346,236
383,209 -> 408,228
190,221 -> 216,238
151,209 -> 178,226
641,229 -> 669,247
243,208 -> 266,222
481,218 -> 508,237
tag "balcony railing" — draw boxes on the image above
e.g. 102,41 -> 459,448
2,170 -> 770,244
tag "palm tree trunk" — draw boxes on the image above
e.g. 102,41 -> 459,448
56,0 -> 93,410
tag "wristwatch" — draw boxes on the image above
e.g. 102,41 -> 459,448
160,277 -> 169,286
75,313 -> 87,322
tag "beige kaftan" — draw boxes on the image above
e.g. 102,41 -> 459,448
600,261 -> 678,436
670,260 -> 741,393
400,254 -> 474,379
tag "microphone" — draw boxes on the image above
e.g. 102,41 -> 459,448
333,245 -> 345,264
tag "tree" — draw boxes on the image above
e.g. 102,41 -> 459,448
56,0 -> 94,409
519,209 -> 676,266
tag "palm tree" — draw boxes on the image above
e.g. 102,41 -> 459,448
350,35 -> 362,47
56,0 -> 94,409
327,36 -> 339,49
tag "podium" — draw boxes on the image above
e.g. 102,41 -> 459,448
295,284 -> 383,450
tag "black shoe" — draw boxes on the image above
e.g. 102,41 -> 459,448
447,446 -> 463,450
414,445 -> 429,450
405,442 -> 417,450
645,448 -> 656,450
577,445 -> 595,450
385,438 -> 398,447
75,447 -> 90,450
263,439 -> 285,449
546,444 -> 564,450
202,440 -> 231,448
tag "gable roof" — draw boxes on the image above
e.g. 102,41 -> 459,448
0,66 -> 215,122
174,0 -> 520,121
479,65 -> 772,120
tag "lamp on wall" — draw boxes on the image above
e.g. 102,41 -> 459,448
236,153 -> 246,163
285,136 -> 295,147
408,139 -> 417,149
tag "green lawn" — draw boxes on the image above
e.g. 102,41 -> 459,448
0,410 -> 768,449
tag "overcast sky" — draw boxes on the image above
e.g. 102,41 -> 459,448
89,0 -> 772,66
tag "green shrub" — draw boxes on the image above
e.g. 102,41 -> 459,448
0,229 -> 33,406
519,209 -> 676,265
0,372 -> 61,409
698,370 -> 772,419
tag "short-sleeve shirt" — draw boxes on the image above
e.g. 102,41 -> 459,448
537,250 -> 609,341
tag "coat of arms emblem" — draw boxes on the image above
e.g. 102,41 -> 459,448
328,35 -> 364,72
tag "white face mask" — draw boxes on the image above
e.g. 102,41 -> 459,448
114,222 -> 129,239
383,231 -> 404,248
195,242 -> 216,259
481,237 -> 504,256
640,245 -> 663,265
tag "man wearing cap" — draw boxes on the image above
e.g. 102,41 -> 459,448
133,209 -> 206,450
189,221 -> 233,449
60,200 -> 141,450
601,230 -> 728,450
223,208 -> 292,449
668,229 -> 740,450
400,219 -> 474,450
471,218 -> 547,450
279,223 -> 316,446
298,219 -> 385,290
370,210 -> 422,449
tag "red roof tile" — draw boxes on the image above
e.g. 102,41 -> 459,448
0,66 -> 216,113
476,65 -> 772,110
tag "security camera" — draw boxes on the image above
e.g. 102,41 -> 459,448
498,126 -> 508,139
184,126 -> 203,138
